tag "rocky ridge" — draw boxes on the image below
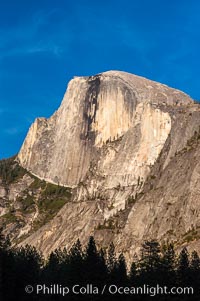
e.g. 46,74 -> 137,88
1,71 -> 200,261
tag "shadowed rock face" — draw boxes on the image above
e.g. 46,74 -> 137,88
15,70 -> 200,260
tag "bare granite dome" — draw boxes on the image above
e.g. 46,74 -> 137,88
18,71 -> 193,187
12,71 -> 200,259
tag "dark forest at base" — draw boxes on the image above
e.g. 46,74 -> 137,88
0,230 -> 200,301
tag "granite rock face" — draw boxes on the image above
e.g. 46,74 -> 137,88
12,71 -> 200,258
18,71 -> 190,188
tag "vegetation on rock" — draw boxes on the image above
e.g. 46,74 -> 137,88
0,156 -> 26,184
0,158 -> 72,243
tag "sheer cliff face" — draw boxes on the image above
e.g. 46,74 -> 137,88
18,71 -> 191,188
17,70 -> 200,259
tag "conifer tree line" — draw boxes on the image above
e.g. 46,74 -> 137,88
0,229 -> 200,300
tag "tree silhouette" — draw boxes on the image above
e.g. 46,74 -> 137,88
160,243 -> 176,286
190,250 -> 200,295
116,253 -> 127,285
84,236 -> 107,285
129,261 -> 137,284
13,245 -> 43,300
107,242 -> 119,284
177,247 -> 190,286
139,239 -> 161,285
190,250 -> 200,271
43,249 -> 62,284
0,231 -> 200,301
67,239 -> 84,285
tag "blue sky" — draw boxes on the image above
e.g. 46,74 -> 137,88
1,0 -> 200,158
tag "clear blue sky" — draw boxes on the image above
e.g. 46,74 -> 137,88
1,0 -> 200,159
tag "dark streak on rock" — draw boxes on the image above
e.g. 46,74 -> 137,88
120,84 -> 137,116
81,75 -> 101,142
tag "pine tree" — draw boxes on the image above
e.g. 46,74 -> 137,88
0,229 -> 16,300
98,248 -> 108,283
129,261 -> 137,284
190,250 -> 200,271
67,239 -> 84,284
160,243 -> 176,286
43,249 -> 61,284
84,236 -> 106,284
140,240 -> 161,271
116,253 -> 127,284
177,247 -> 190,286
139,240 -> 161,284
190,250 -> 200,294
107,242 -> 118,283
